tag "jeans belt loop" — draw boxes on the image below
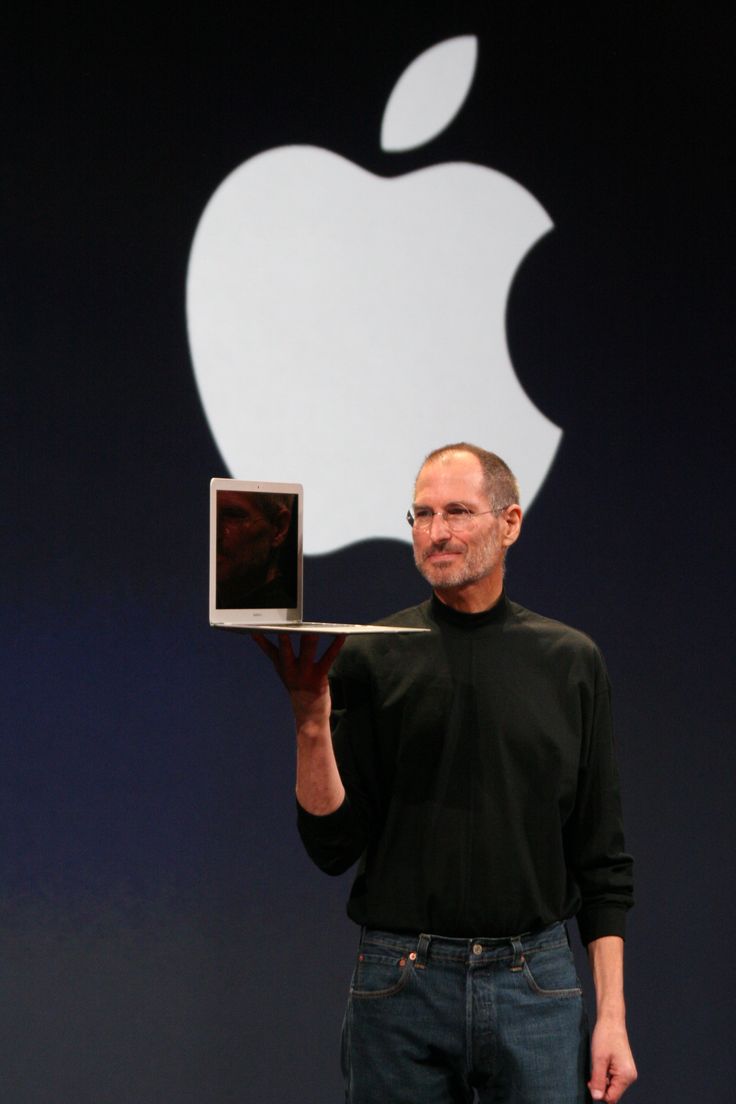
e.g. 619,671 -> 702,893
510,936 -> 525,971
415,932 -> 431,969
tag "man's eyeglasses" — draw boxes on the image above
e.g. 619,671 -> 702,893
406,504 -> 510,532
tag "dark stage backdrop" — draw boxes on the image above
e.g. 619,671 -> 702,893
3,5 -> 733,1102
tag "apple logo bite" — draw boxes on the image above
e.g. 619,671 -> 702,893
187,36 -> 561,554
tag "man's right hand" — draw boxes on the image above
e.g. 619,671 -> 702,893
252,632 -> 347,815
252,631 -> 345,727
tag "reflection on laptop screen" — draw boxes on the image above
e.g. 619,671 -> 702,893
215,488 -> 299,611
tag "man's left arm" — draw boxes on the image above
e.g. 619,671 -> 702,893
587,935 -> 637,1103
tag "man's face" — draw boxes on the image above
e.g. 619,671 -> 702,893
411,452 -> 507,592
216,491 -> 285,585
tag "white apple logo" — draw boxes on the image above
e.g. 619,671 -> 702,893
187,36 -> 561,554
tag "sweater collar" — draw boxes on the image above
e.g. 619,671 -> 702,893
430,589 -> 509,629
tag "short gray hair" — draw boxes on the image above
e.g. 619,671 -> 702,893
417,443 -> 520,510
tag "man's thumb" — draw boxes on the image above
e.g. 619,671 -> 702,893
588,1055 -> 609,1101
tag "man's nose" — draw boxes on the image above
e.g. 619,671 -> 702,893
428,512 -> 451,538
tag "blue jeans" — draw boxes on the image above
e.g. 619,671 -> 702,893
342,923 -> 590,1103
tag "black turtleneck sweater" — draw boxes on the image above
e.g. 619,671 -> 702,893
297,593 -> 633,945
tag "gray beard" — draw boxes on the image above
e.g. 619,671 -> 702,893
414,530 -> 503,591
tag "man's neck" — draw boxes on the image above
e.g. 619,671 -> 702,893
433,575 -> 503,614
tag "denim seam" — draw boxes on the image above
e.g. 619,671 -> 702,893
350,959 -> 416,1000
520,960 -> 583,999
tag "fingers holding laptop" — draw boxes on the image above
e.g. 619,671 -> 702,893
253,631 -> 346,706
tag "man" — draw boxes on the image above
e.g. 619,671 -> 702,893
216,489 -> 296,609
255,443 -> 636,1103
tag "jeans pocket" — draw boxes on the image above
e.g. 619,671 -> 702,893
350,949 -> 413,1000
521,946 -> 583,998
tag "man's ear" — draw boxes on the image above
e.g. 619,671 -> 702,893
271,506 -> 292,548
501,504 -> 523,549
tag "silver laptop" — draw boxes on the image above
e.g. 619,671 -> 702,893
209,478 -> 428,635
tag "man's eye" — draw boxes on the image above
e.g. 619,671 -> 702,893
446,506 -> 471,518
414,509 -> 433,521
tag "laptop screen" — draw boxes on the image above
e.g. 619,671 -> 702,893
209,478 -> 303,624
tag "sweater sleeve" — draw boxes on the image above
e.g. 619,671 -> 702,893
565,648 -> 634,945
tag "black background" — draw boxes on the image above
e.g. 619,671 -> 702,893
3,4 -> 733,1101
